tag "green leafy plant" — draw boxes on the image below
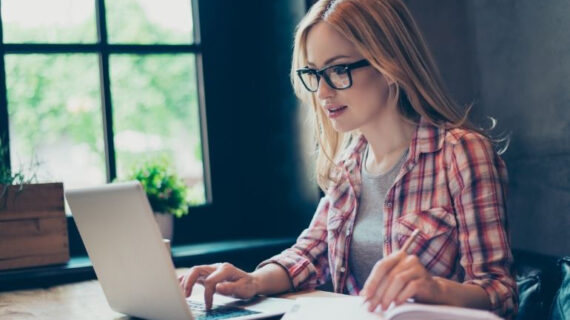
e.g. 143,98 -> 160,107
127,159 -> 190,218
0,142 -> 39,202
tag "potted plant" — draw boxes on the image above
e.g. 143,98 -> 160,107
0,147 -> 69,271
126,159 -> 190,240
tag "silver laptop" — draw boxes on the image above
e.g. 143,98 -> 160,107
66,181 -> 293,320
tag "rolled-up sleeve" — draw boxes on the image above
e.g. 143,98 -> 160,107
257,197 -> 331,291
447,132 -> 518,318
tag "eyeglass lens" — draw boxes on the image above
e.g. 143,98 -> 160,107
300,66 -> 350,91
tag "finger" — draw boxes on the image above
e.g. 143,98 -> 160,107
178,273 -> 188,284
361,251 -> 406,299
215,279 -> 248,298
395,279 -> 423,305
182,265 -> 218,298
366,255 -> 418,311
380,265 -> 422,310
215,281 -> 236,297
203,263 -> 242,309
217,276 -> 259,300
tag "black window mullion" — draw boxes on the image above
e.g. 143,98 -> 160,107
191,0 -> 202,45
2,43 -> 200,54
96,0 -> 117,182
0,13 -> 10,171
189,0 -> 211,202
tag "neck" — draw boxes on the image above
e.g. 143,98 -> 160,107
360,112 -> 416,172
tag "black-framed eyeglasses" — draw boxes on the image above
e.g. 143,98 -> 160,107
296,59 -> 370,92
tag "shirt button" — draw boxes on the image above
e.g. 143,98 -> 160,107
345,228 -> 351,236
340,267 -> 346,273
383,236 -> 389,244
385,201 -> 393,208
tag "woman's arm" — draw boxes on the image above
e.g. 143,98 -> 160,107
256,196 -> 332,291
251,263 -> 293,295
361,132 -> 516,317
433,276 -> 491,309
447,131 -> 517,316
359,251 -> 491,311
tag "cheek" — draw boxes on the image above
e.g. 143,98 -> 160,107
351,73 -> 391,108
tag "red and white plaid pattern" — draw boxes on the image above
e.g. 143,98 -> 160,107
259,118 -> 518,318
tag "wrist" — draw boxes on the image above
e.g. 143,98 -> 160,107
432,276 -> 454,306
250,270 -> 264,295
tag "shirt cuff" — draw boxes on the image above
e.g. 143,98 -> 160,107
257,252 -> 320,291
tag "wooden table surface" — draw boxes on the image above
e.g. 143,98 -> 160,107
0,269 -> 343,320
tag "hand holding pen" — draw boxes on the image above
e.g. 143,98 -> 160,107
360,229 -> 444,312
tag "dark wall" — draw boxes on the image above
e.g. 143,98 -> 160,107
405,0 -> 478,107
466,0 -> 570,256
406,0 -> 570,256
174,0 -> 318,244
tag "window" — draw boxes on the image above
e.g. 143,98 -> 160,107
0,0 -> 209,206
0,0 -> 313,254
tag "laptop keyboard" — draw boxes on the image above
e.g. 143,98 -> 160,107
187,300 -> 261,320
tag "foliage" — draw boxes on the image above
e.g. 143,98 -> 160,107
127,159 -> 191,218
0,141 -> 40,202
0,141 -> 39,186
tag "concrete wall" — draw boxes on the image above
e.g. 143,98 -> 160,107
407,0 -> 570,256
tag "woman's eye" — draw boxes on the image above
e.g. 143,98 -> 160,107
332,66 -> 348,74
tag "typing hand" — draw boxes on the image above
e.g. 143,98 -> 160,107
178,263 -> 259,310
359,251 -> 443,312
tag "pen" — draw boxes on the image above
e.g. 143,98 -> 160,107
401,228 -> 420,254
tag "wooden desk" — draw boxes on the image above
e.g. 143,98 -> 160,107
0,269 -> 342,320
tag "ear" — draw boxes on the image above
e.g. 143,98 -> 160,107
386,79 -> 400,106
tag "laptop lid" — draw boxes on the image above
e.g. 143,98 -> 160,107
66,181 -> 193,320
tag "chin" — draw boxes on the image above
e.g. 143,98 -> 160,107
331,119 -> 359,133
331,124 -> 355,133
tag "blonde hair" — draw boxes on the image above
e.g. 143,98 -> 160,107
292,0 -> 478,191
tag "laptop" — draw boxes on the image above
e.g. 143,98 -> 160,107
66,181 -> 294,320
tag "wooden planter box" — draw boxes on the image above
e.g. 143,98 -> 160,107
0,183 -> 69,271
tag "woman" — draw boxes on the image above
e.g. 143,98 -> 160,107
180,0 -> 518,318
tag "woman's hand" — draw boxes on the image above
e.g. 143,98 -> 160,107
178,263 -> 259,310
360,251 -> 443,312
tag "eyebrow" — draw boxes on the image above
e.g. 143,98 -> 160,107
307,55 -> 352,68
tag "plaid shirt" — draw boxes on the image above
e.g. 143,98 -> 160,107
259,118 -> 518,318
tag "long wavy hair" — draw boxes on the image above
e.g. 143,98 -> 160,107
292,0 -> 483,191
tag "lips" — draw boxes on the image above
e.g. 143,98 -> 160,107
325,105 -> 348,118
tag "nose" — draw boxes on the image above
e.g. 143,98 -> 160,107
316,77 -> 335,101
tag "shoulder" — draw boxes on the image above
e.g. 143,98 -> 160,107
441,126 -> 496,160
443,126 -> 491,147
441,126 -> 507,179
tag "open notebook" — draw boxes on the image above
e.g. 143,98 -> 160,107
282,296 -> 502,320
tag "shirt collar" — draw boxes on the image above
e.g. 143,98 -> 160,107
410,117 -> 445,158
341,117 -> 445,173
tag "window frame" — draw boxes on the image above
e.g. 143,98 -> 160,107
0,0 -> 212,255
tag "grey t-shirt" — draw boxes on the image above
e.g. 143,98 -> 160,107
348,146 -> 408,288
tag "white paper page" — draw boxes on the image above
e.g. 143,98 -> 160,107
384,303 -> 503,320
281,296 -> 383,320
281,296 -> 503,320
